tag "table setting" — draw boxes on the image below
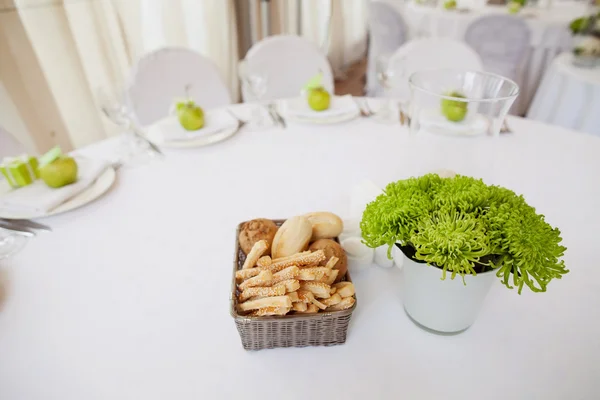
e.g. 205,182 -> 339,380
1,65 -> 600,400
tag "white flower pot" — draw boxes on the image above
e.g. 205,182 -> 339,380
402,253 -> 496,333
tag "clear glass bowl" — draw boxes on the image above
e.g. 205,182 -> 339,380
408,70 -> 519,138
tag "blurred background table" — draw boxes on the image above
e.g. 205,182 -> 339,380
388,2 -> 588,114
528,52 -> 600,136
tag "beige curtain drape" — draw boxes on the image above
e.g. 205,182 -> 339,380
0,0 -> 366,153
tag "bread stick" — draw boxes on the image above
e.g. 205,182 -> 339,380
292,302 -> 307,312
299,281 -> 331,299
320,293 -> 342,307
324,256 -> 339,269
239,284 -> 286,302
278,279 -> 300,293
297,267 -> 329,281
325,296 -> 355,311
250,307 -> 291,316
235,268 -> 261,282
256,255 -> 272,268
333,282 -> 355,298
260,250 -> 326,273
239,270 -> 273,290
237,295 -> 292,312
242,240 -> 268,269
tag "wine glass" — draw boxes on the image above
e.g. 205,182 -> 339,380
239,60 -> 269,128
0,230 -> 27,261
97,84 -> 160,166
375,54 -> 398,124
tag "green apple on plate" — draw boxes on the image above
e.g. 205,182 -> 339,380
507,1 -> 522,14
38,146 -> 78,188
441,91 -> 468,123
176,100 -> 204,131
304,72 -> 331,111
444,0 -> 457,10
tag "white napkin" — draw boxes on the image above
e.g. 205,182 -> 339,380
0,157 -> 109,214
281,95 -> 359,119
154,109 -> 238,142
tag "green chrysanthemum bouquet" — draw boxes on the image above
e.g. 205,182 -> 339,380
360,174 -> 568,294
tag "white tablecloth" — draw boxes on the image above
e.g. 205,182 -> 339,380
528,52 -> 600,136
1,103 -> 600,399
392,3 -> 587,114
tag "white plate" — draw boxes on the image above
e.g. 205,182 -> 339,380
419,110 -> 489,137
0,167 -> 116,220
285,110 -> 360,125
147,112 -> 240,149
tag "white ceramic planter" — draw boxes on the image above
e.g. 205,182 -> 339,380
402,253 -> 496,333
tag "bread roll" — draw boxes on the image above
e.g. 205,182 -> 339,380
271,216 -> 312,259
304,212 -> 343,241
308,239 -> 348,282
239,218 -> 278,255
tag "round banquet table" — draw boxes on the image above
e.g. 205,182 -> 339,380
388,2 -> 587,115
1,104 -> 600,400
528,52 -> 600,136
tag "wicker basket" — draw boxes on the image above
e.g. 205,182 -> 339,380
230,219 -> 357,351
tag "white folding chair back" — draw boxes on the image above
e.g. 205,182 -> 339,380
367,1 -> 408,97
388,38 -> 484,100
126,47 -> 232,126
0,126 -> 25,159
465,15 -> 531,82
242,35 -> 334,102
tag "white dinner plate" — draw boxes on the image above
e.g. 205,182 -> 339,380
285,110 -> 360,125
281,96 -> 361,125
419,110 -> 489,137
0,167 -> 116,220
147,113 -> 240,149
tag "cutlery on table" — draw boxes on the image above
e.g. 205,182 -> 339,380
0,218 -> 51,232
265,105 -> 280,127
0,221 -> 37,237
100,107 -> 164,157
268,103 -> 286,128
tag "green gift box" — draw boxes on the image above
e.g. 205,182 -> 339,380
0,155 -> 40,188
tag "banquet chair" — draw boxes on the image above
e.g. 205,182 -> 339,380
387,38 -> 483,100
465,15 -> 531,83
366,1 -> 408,96
0,126 -> 25,159
242,35 -> 334,102
126,47 -> 232,126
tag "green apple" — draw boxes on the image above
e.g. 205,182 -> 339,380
441,91 -> 468,122
39,156 -> 78,188
307,87 -> 330,111
444,0 -> 457,10
507,1 -> 522,14
176,100 -> 204,131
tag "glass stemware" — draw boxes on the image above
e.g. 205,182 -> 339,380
375,54 -> 399,124
97,84 -> 160,166
0,229 -> 27,261
239,60 -> 269,128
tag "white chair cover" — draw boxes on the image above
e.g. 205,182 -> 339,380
367,1 -> 408,97
465,15 -> 531,83
388,38 -> 484,100
242,35 -> 334,102
0,126 -> 25,159
126,47 -> 232,126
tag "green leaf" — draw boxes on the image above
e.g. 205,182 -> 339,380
304,72 -> 323,90
38,146 -> 62,167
